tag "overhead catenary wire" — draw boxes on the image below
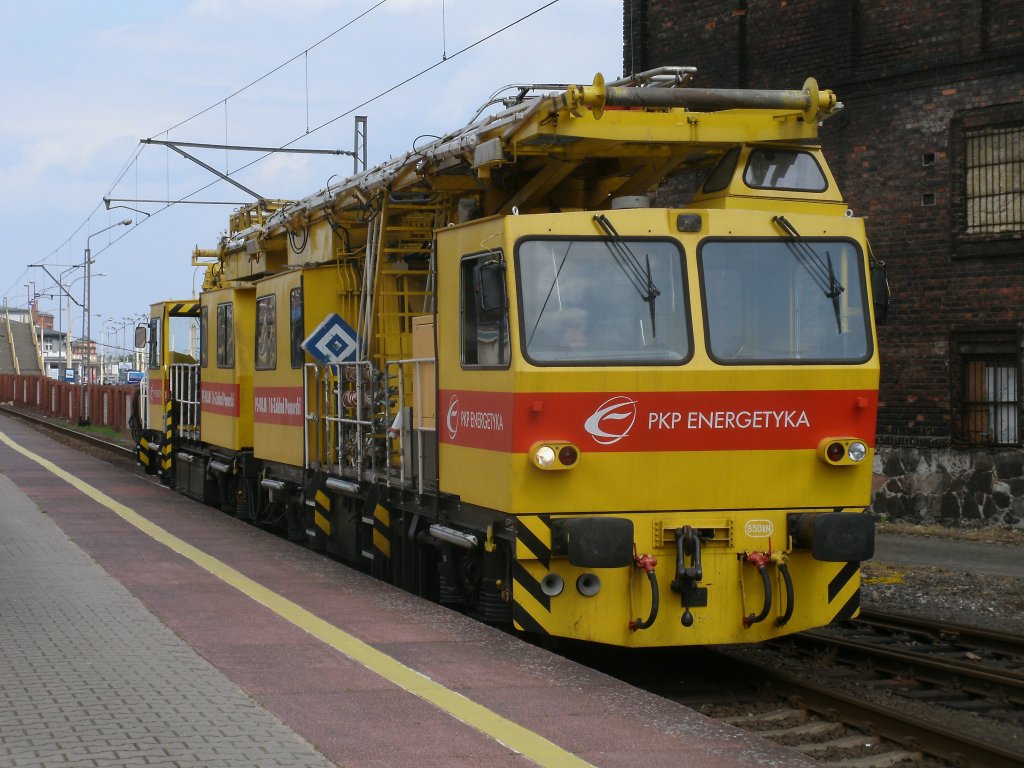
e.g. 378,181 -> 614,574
9,0 -> 563,308
98,1 -> 391,216
154,0 -> 391,140
43,0 -> 396,270
101,0 -> 565,215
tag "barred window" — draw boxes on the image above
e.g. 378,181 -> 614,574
952,330 -> 1021,446
952,105 -> 1024,257
964,356 -> 1018,444
964,124 -> 1024,236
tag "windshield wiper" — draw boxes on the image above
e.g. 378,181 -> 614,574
526,239 -> 574,346
593,214 -> 661,336
772,215 -> 845,334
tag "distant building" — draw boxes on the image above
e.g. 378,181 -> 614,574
40,327 -> 69,380
626,0 -> 1024,527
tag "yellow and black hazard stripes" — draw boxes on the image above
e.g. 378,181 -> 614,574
304,472 -> 333,548
168,301 -> 201,317
512,515 -> 553,634
138,436 -> 152,469
828,560 -> 861,622
313,488 -> 332,536
160,400 -> 175,476
372,504 -> 391,559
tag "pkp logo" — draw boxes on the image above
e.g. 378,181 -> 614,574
446,395 -> 460,440
584,396 -> 638,445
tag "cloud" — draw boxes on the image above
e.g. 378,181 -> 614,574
1,0 -> 624,322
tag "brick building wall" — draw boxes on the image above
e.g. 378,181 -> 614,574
625,0 -> 1024,527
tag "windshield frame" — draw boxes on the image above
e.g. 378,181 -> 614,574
514,234 -> 693,368
698,236 -> 874,366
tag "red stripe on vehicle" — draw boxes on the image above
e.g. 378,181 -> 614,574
438,389 -> 877,453
254,386 -> 304,427
201,382 -> 240,417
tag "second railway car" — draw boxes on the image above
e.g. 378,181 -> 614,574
137,69 -> 882,648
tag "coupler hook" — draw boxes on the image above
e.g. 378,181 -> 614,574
670,525 -> 705,627
629,549 -> 659,631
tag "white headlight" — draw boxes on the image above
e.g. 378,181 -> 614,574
535,445 -> 556,467
848,441 -> 867,462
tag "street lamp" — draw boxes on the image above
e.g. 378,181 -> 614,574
66,273 -> 104,381
27,262 -> 84,379
59,265 -> 82,372
84,219 -> 131,392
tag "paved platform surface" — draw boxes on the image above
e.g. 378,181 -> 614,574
0,412 -> 820,768
0,473 -> 337,768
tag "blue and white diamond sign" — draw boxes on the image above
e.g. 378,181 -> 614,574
302,313 -> 361,364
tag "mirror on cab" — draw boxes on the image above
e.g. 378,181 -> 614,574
474,261 -> 507,321
870,260 -> 889,325
134,324 -> 148,349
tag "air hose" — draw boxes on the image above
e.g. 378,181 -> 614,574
630,553 -> 659,631
742,551 -> 773,627
775,562 -> 794,627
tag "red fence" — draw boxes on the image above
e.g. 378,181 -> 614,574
0,373 -> 139,437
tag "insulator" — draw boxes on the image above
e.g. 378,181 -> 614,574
341,389 -> 372,409
342,364 -> 373,383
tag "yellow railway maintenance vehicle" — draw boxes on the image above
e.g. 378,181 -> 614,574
137,68 -> 885,648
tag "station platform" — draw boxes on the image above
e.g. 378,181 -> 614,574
0,412 -> 815,768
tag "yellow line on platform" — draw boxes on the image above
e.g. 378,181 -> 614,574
0,430 -> 594,768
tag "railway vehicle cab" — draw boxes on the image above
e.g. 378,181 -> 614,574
136,301 -> 201,480
431,156 -> 878,647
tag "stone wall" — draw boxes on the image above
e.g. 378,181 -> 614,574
873,442 -> 1024,529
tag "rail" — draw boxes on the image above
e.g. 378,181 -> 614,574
747,612 -> 1024,767
0,403 -> 136,460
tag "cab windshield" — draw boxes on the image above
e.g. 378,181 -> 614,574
700,239 -> 871,364
517,237 -> 690,365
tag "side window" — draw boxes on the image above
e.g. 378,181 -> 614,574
255,294 -> 277,371
702,147 -> 740,193
743,149 -> 827,192
289,287 -> 304,369
148,317 -> 160,369
199,306 -> 208,369
951,106 -> 1024,257
217,302 -> 234,368
951,329 -> 1021,446
461,252 -> 509,368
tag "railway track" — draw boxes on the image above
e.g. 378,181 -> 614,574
0,404 -> 138,462
703,611 -> 1024,768
554,613 -> 1023,767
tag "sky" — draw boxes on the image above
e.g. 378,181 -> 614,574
0,0 -> 624,353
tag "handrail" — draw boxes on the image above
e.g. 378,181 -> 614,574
28,314 -> 44,373
3,307 -> 20,376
